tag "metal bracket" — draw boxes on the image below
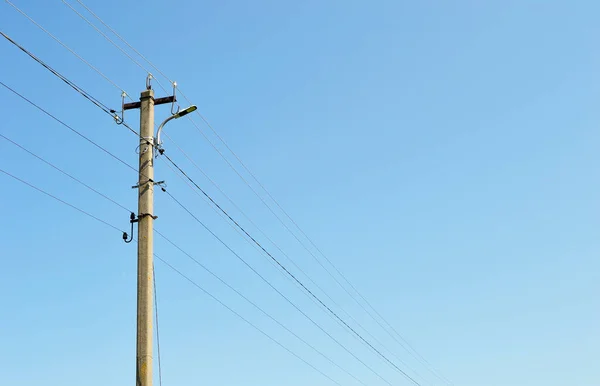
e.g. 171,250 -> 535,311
131,179 -> 165,189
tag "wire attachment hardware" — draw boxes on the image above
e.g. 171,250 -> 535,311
170,81 -> 179,115
122,212 -> 136,243
110,92 -> 127,125
146,73 -> 153,90
118,91 -> 127,124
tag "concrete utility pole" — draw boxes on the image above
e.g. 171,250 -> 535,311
136,88 -> 155,386
123,79 -> 194,386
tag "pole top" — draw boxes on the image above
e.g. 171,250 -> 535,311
141,89 -> 154,99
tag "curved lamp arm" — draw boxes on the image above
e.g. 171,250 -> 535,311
155,105 -> 197,147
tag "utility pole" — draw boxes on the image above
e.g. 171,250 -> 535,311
124,81 -> 177,386
136,88 -> 155,386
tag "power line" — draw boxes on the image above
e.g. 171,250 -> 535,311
0,95 -> 344,384
158,138 -> 432,385
0,80 -> 137,174
72,0 -> 174,86
0,32 -> 139,137
60,1 -> 150,77
52,6 -> 443,377
1,21 -> 371,383
180,101 -> 455,386
0,78 -> 376,384
4,0 -> 127,96
27,2 -> 450,381
161,132 -> 365,325
0,167 -> 123,233
153,253 -> 344,386
176,41 -> 452,386
161,187 -> 395,386
10,110 -> 369,385
1,30 -> 111,114
154,229 -> 369,386
1,126 -> 162,386
0,167 -> 343,386
0,133 -> 131,213
158,154 -> 312,292
160,153 -> 422,385
153,266 -> 163,386
0,125 -> 162,385
61,0 -> 171,96
50,2 -> 411,364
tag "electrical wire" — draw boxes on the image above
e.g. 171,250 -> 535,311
73,0 -> 174,86
0,133 -> 131,213
157,148 -> 395,380
0,119 -> 365,386
45,6 -> 435,379
4,0 -> 127,96
153,265 -> 163,386
0,30 -> 113,114
161,132 -> 361,321
161,187 -> 395,386
177,95 -> 454,385
61,0 -> 171,96
154,229 -> 368,386
0,167 -> 343,386
8,3 -> 449,380
158,155 -> 311,294
60,2 -> 149,77
0,127 -> 161,385
153,253 -> 344,386
1,62 -> 359,383
0,167 -> 123,232
46,10 -> 450,382
0,31 -> 140,137
160,153 -> 422,385
159,132 -> 433,385
0,80 -> 137,174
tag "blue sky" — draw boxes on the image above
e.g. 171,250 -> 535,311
0,1 -> 598,385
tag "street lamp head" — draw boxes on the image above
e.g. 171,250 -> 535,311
174,105 -> 197,118
155,105 -> 197,149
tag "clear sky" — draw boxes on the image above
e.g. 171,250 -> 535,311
0,1 -> 598,385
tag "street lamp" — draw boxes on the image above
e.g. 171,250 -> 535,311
155,105 -> 197,149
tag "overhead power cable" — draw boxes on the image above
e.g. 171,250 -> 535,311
160,153 -> 421,385
0,31 -> 139,137
61,0 -> 171,96
155,229 -> 369,386
153,266 -> 163,386
56,2 -> 403,362
0,168 -> 123,233
4,0 -> 127,95
161,187 -> 395,386
0,133 -> 131,213
28,1 -> 450,381
0,167 -> 342,386
153,253 -> 344,386
60,2 -> 150,77
0,82 -> 368,385
1,30 -> 111,114
0,126 -> 164,383
159,133 -> 432,385
0,80 -> 136,173
55,7 -> 448,382
72,0 -> 173,86
161,132 -> 367,325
